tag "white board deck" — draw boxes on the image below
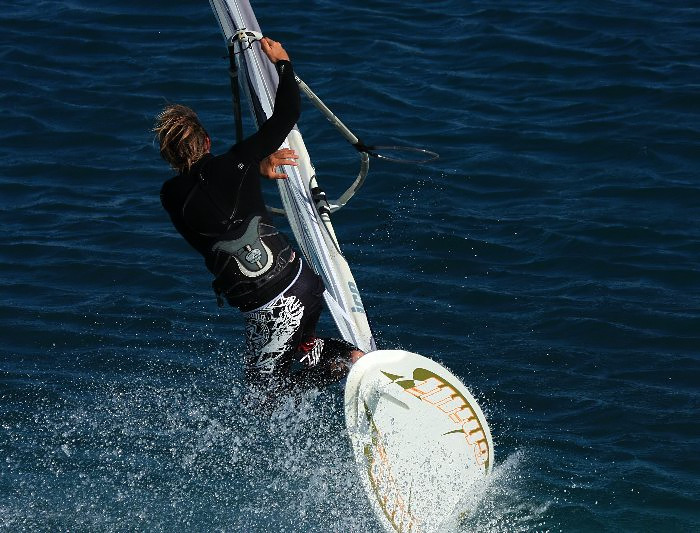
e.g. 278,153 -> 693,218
345,350 -> 494,533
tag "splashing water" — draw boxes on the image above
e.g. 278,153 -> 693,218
1,362 -> 383,532
452,450 -> 555,532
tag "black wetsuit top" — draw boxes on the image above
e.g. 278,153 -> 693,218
161,60 -> 301,310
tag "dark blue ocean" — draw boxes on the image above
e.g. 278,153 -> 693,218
1,0 -> 698,531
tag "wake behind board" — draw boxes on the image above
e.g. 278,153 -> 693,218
345,350 -> 494,533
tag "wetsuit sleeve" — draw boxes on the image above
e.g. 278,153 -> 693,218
231,60 -> 301,163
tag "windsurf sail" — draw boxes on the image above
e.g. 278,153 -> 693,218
209,0 -> 376,353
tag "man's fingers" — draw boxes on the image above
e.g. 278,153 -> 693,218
273,148 -> 298,158
260,148 -> 298,179
270,157 -> 298,166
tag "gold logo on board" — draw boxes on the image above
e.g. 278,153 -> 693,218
382,368 -> 491,472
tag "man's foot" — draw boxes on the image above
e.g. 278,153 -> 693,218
350,350 -> 365,364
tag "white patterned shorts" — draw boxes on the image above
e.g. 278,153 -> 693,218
242,261 -> 357,390
243,261 -> 324,375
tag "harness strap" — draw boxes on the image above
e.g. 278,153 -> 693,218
180,156 -> 251,238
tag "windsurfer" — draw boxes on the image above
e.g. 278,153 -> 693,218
155,37 -> 363,397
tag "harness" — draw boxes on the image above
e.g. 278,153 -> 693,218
181,157 -> 294,307
210,214 -> 294,307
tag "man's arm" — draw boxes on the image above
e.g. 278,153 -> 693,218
231,38 -> 301,163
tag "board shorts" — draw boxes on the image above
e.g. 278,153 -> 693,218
242,259 -> 357,392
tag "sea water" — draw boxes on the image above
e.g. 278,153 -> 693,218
1,0 -> 698,531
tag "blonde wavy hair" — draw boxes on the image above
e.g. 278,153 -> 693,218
154,104 -> 209,174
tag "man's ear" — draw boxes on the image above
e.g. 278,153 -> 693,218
205,135 -> 211,152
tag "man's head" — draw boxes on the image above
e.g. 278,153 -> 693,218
154,104 -> 210,174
